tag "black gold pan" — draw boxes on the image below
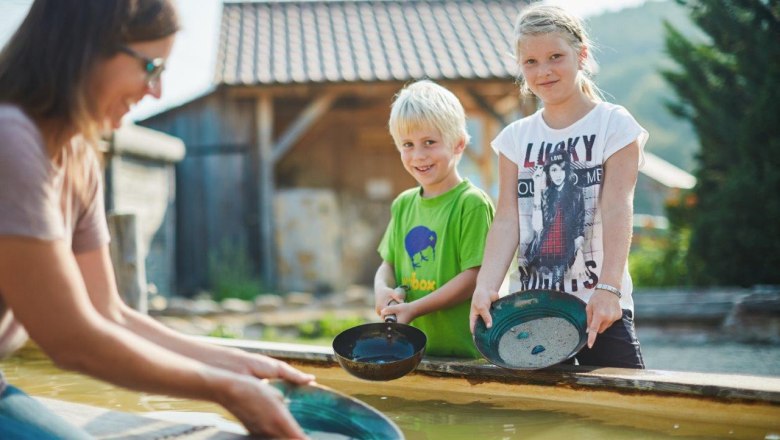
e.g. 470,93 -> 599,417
473,289 -> 588,370
333,287 -> 427,381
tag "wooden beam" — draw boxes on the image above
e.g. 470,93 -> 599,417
466,88 -> 509,127
271,93 -> 338,163
255,95 -> 277,289
494,93 -> 522,116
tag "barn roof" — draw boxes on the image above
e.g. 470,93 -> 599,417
214,0 -> 528,86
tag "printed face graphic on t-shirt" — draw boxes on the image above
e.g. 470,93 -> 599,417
549,163 -> 565,187
404,225 -> 437,269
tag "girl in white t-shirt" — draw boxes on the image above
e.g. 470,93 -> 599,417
469,4 -> 648,368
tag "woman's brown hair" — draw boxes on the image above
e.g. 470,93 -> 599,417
0,0 -> 180,144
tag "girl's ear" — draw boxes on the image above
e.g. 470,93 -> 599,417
578,46 -> 589,70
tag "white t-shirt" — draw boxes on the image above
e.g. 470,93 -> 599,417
493,102 -> 648,310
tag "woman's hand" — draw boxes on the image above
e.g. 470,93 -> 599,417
215,374 -> 309,439
469,285 -> 499,333
585,290 -> 622,348
234,352 -> 315,385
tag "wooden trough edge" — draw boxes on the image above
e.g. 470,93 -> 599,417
195,336 -> 780,405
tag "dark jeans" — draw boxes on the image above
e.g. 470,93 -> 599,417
569,309 -> 645,368
0,384 -> 92,440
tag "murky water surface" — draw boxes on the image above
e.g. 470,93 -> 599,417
1,345 -> 778,440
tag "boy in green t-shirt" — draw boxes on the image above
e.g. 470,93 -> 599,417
375,80 -> 495,358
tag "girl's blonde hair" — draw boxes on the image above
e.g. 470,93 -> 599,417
513,4 -> 604,102
389,80 -> 470,149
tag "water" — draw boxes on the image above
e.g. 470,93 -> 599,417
352,354 -> 407,364
1,345 -> 778,439
642,340 -> 780,376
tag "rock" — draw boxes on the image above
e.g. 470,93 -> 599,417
221,298 -> 254,314
243,322 -> 266,339
191,298 -> 222,315
254,294 -> 283,312
344,285 -> 373,307
164,297 -> 196,316
147,294 -> 168,314
285,291 -> 314,308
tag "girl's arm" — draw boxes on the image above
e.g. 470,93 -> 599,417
469,154 -> 520,332
75,245 -> 314,384
0,238 -> 307,438
586,141 -> 640,348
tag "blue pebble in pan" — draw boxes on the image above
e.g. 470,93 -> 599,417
531,345 -> 546,355
516,331 -> 530,340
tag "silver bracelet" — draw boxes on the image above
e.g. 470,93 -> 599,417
595,283 -> 622,299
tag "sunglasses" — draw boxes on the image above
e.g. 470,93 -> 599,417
119,46 -> 166,88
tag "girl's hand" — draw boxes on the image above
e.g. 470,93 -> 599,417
585,290 -> 622,348
469,285 -> 499,333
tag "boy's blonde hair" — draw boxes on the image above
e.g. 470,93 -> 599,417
388,80 -> 471,148
513,5 -> 604,102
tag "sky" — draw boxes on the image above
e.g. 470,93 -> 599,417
0,0 -> 648,122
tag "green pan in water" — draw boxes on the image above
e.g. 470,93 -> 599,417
269,380 -> 404,440
473,289 -> 588,370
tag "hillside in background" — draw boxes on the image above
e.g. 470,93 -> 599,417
589,0 -> 704,172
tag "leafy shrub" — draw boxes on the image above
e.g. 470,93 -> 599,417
208,241 -> 265,301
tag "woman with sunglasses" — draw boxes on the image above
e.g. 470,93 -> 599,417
0,1 -> 313,438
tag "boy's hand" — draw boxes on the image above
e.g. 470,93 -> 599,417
470,286 -> 499,334
374,286 -> 405,316
380,301 -> 416,324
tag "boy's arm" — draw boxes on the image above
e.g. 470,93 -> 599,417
380,267 -> 480,324
374,260 -> 403,316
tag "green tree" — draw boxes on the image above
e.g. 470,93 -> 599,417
662,0 -> 780,286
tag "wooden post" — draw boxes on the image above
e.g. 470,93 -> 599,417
107,213 -> 148,314
256,94 -> 277,289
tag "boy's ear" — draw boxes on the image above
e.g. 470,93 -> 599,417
454,137 -> 466,154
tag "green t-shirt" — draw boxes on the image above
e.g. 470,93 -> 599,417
378,179 -> 495,358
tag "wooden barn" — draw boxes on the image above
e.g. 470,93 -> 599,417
140,0 -> 532,295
